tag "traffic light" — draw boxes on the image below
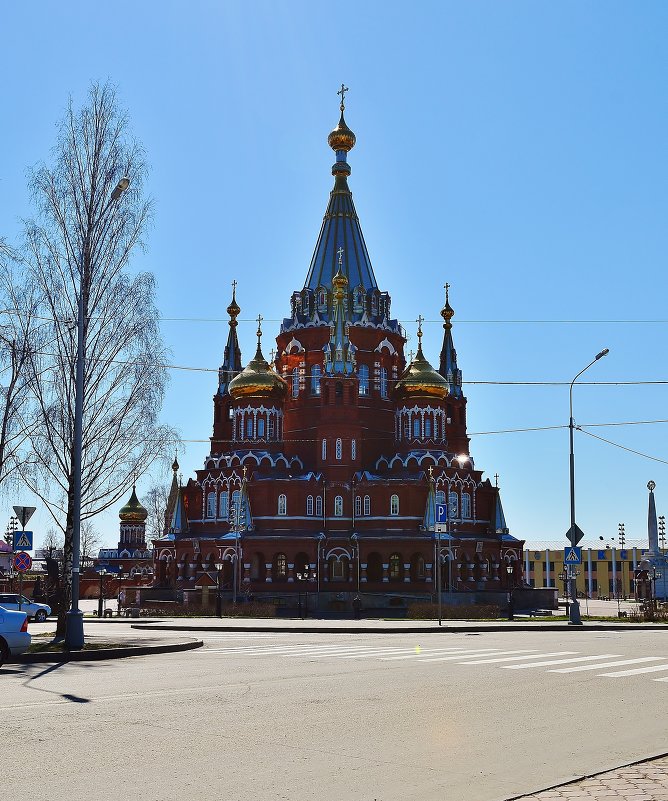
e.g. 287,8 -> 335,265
3,532 -> 12,550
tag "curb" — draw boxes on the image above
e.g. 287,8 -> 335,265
14,638 -> 203,664
499,748 -> 668,801
131,622 -> 668,634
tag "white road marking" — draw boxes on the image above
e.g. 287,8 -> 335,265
380,648 -> 497,661
599,663 -> 668,677
550,657 -> 664,673
337,648 -> 461,659
419,649 -> 537,663
461,651 -> 577,665
504,654 -> 622,670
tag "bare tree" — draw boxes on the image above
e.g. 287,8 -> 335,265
0,241 -> 43,491
21,83 -> 176,634
80,520 -> 101,567
144,480 -> 170,542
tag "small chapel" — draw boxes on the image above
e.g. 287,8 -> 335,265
152,90 -> 524,610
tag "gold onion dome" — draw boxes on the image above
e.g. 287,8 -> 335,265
395,323 -> 449,400
328,110 -> 356,153
229,318 -> 287,399
227,283 -> 240,324
119,485 -> 148,523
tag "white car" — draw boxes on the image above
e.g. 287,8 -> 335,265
0,606 -> 30,666
0,593 -> 51,622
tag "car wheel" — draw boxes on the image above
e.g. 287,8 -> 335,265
0,639 -> 8,668
34,610 -> 47,623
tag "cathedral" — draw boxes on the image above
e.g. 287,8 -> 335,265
153,92 -> 523,610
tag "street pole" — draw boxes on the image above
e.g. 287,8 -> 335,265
568,348 -> 609,626
66,177 -> 130,650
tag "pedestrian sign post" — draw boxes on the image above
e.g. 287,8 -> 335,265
14,531 -> 33,551
14,551 -> 32,572
564,546 -> 582,565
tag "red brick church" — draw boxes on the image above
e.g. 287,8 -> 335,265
152,92 -> 523,610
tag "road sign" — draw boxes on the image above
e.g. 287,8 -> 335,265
564,546 -> 582,565
14,530 -> 33,550
14,551 -> 32,572
566,523 -> 585,546
435,503 -> 448,524
12,506 -> 36,529
435,524 -> 447,534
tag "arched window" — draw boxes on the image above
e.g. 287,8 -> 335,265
206,492 -> 216,518
413,418 -> 420,438
219,491 -> 229,519
311,363 -> 321,395
268,416 -> 275,440
449,491 -> 459,519
246,418 -> 253,438
257,418 -> 265,438
351,439 -> 357,460
355,496 -> 362,517
334,496 -> 343,517
318,289 -> 327,311
389,553 -> 402,581
364,496 -> 371,516
380,367 -> 388,398
433,416 -> 439,439
462,492 -> 472,519
273,553 -> 287,581
230,489 -> 241,522
390,494 -> 399,516
425,417 -> 431,437
321,439 -> 327,461
292,368 -> 299,398
278,494 -> 287,516
336,438 -> 342,460
306,495 -> 314,516
403,419 -> 410,438
315,496 -> 323,517
359,364 -> 369,396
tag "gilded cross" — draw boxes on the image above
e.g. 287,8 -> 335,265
494,473 -> 499,488
337,246 -> 344,266
270,348 -> 276,362
409,349 -> 414,362
232,279 -> 237,294
445,282 -> 450,303
416,314 -> 424,341
428,465 -> 434,478
337,84 -> 349,110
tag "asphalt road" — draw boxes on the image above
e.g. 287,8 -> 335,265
4,624 -> 668,801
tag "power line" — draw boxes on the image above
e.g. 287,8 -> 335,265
578,428 -> 668,467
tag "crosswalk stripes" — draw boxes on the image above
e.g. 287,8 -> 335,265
195,642 -> 668,684
550,657 -> 664,673
504,654 -> 622,669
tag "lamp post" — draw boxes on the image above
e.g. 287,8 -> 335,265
558,569 -> 569,614
215,561 -> 224,617
568,347 -> 609,626
506,564 -> 514,621
653,568 -> 663,611
296,565 -> 317,619
96,566 -> 109,618
66,177 -> 130,650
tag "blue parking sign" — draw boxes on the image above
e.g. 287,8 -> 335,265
435,503 -> 448,524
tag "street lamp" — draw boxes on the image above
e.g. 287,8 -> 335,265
506,564 -> 514,621
66,177 -> 131,650
558,569 -> 569,614
214,561 -> 224,618
653,568 -> 663,610
96,566 -> 109,617
296,565 -> 317,619
567,347 -> 609,626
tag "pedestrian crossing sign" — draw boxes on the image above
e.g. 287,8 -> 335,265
564,546 -> 582,565
14,530 -> 33,551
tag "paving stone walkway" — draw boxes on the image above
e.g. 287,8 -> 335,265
517,756 -> 668,800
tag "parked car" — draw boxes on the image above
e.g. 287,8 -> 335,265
0,606 -> 30,666
0,593 -> 51,622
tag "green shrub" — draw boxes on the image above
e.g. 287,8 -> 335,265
406,602 -> 500,620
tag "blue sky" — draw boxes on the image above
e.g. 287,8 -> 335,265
1,1 -> 667,549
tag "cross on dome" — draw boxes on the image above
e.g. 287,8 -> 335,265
337,83 -> 349,111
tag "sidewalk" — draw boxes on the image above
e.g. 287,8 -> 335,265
511,754 -> 668,800
129,616 -> 668,634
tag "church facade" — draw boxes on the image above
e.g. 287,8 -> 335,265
153,95 -> 523,609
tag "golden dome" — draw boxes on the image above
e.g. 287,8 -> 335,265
229,319 -> 287,400
328,111 -> 356,153
395,344 -> 449,400
119,486 -> 148,523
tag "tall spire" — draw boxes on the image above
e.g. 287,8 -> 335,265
439,283 -> 463,398
304,86 -> 378,293
218,281 -> 243,395
324,250 -> 356,374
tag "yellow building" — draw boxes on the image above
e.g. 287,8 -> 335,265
524,545 -> 651,599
